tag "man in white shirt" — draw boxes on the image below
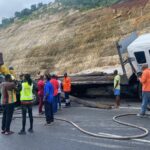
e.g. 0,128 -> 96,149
56,76 -> 62,110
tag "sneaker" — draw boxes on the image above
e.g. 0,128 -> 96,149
18,130 -> 26,135
4,131 -> 14,135
39,111 -> 44,115
28,128 -> 33,133
1,130 -> 5,134
44,123 -> 51,126
137,113 -> 145,117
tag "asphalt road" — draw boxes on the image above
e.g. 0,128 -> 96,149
0,101 -> 150,150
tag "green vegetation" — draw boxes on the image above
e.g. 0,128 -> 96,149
57,0 -> 120,9
0,2 -> 44,28
0,0 -> 121,28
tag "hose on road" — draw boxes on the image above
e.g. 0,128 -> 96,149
1,111 -> 148,140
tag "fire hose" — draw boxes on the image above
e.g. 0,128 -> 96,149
0,110 -> 148,140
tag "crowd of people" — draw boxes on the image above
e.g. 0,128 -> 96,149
0,64 -> 150,136
0,72 -> 71,135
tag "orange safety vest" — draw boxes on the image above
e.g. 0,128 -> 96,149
63,77 -> 71,92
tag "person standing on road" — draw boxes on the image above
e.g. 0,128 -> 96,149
16,74 -> 24,107
0,74 -> 16,135
56,75 -> 62,110
37,75 -> 45,115
44,74 -> 54,125
63,73 -> 71,107
114,70 -> 121,108
19,74 -> 34,135
137,64 -> 150,116
50,74 -> 59,113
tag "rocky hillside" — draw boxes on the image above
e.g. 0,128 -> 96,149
0,0 -> 150,76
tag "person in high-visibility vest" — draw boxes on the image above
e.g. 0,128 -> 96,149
18,74 -> 33,135
63,73 -> 71,107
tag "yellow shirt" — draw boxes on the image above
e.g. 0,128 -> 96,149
114,75 -> 120,90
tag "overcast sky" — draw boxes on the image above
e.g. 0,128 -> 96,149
0,0 -> 54,22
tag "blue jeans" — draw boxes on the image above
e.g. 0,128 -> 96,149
53,95 -> 58,113
44,101 -> 53,123
57,93 -> 61,109
141,92 -> 150,114
64,92 -> 70,106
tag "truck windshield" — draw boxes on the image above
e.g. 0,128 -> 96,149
134,51 -> 146,64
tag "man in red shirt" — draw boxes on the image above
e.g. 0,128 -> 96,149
50,75 -> 59,113
137,64 -> 150,116
37,75 -> 45,114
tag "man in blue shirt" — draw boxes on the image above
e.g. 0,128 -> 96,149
44,74 -> 54,125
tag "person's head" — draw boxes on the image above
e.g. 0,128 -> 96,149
19,74 -> 24,80
45,74 -> 50,81
24,74 -> 32,85
55,75 -> 58,80
9,66 -> 14,71
5,74 -> 12,82
114,70 -> 118,75
51,74 -> 56,79
142,64 -> 148,71
39,75 -> 44,80
64,72 -> 67,78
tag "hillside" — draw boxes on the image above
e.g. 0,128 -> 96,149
0,0 -> 150,76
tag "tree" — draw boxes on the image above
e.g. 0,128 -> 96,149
21,8 -> 32,16
38,2 -> 43,9
1,17 -> 14,27
15,11 -> 21,18
31,4 -> 37,11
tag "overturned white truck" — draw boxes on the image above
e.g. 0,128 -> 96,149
117,32 -> 150,99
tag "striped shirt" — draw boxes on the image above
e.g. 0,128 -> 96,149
0,82 -> 16,105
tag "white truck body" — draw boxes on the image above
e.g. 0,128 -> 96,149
127,33 -> 150,73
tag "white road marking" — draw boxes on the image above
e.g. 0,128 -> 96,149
61,137 -> 129,149
133,139 -> 150,144
119,106 -> 140,110
99,132 -> 150,144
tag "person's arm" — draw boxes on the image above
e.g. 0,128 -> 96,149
114,80 -> 119,89
43,84 -> 49,101
114,76 -> 120,89
139,71 -> 147,84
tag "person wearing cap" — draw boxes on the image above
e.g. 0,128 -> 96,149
9,66 -> 16,80
63,73 -> 71,107
114,70 -> 121,108
137,64 -> 150,116
0,74 -> 16,135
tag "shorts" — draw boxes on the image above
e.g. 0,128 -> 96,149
114,89 -> 120,96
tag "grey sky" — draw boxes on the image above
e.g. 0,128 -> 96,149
0,0 -> 54,22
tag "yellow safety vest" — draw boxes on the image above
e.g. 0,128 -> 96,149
20,82 -> 33,101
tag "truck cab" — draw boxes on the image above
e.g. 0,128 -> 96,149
117,33 -> 150,99
127,34 -> 150,73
